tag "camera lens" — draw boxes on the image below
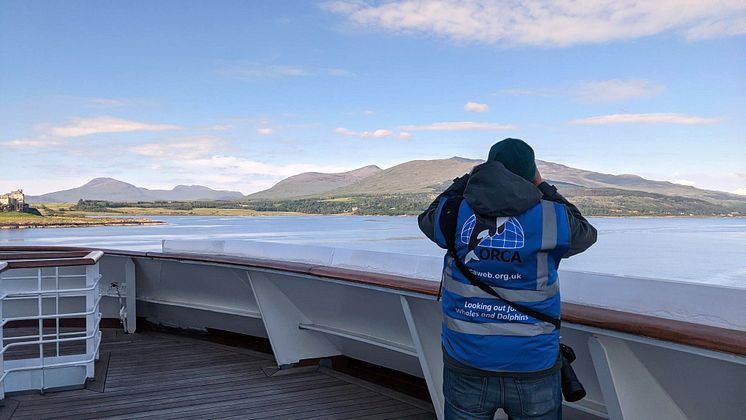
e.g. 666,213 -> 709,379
561,356 -> 587,402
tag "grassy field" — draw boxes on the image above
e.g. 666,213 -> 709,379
36,203 -> 305,217
37,194 -> 743,219
0,211 -> 160,229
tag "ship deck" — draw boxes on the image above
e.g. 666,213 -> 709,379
0,328 -> 436,419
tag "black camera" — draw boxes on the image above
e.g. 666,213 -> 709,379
559,344 -> 586,402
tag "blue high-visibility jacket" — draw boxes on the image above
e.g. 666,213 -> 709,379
418,161 -> 596,373
434,197 -> 569,371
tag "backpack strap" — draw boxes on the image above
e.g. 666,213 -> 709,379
438,196 -> 561,329
437,196 -> 464,300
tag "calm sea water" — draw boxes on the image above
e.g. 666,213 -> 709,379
1,216 -> 744,287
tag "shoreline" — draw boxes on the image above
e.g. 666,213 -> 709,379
37,203 -> 743,219
100,213 -> 744,219
57,210 -> 744,219
0,219 -> 164,230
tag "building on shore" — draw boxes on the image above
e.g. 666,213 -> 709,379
0,189 -> 26,212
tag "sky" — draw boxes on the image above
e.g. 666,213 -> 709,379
1,0 -> 745,196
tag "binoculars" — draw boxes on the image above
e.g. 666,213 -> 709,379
560,343 -> 586,402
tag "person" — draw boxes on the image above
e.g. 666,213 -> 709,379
418,138 -> 597,420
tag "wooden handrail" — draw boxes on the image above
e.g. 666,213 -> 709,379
0,251 -> 92,260
0,250 -> 104,272
0,245 -> 744,356
562,303 -> 746,356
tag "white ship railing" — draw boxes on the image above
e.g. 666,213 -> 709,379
0,251 -> 103,398
0,244 -> 744,420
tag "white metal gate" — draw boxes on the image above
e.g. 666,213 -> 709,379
0,251 -> 103,398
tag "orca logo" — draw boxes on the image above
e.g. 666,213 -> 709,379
460,214 -> 525,263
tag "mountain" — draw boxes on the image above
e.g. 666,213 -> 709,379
27,178 -> 244,202
247,165 -> 382,199
246,157 -> 746,214
25,158 -> 746,216
328,158 -> 481,195
151,185 -> 244,201
252,156 -> 742,201
535,160 -> 744,207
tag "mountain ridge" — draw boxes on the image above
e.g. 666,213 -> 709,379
248,165 -> 383,199
27,178 -> 244,202
247,157 -> 746,214
25,158 -> 746,215
256,157 -> 744,204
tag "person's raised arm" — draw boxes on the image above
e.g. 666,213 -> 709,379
418,173 -> 470,246
533,168 -> 597,257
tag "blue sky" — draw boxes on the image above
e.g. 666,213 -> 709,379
1,0 -> 745,195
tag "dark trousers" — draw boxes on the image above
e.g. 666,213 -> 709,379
443,363 -> 562,420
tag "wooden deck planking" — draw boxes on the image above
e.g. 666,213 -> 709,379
22,383 -> 362,419
268,401 -> 426,420
156,390 -> 391,419
174,391 -> 386,419
120,390 -> 394,420
14,372 -> 347,415
6,330 -> 435,420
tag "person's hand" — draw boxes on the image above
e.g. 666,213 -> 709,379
533,167 -> 543,186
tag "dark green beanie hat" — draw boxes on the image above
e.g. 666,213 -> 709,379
487,138 -> 537,181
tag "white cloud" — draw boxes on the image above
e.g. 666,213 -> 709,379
732,187 -> 746,196
123,136 -> 352,193
495,87 -> 554,97
687,15 -> 746,39
127,135 -> 352,193
0,177 -> 93,196
658,172 -> 746,194
51,95 -> 141,108
464,102 -> 489,113
399,121 -> 516,131
324,0 -> 746,47
223,64 -> 307,79
673,179 -> 697,186
47,116 -> 180,137
129,136 -> 225,160
257,128 -> 274,135
335,127 -> 393,138
178,156 -> 348,178
163,156 -> 352,193
0,137 -> 64,149
496,79 -> 664,103
220,63 -> 356,80
334,128 -> 410,139
86,98 -> 131,107
575,80 -> 664,103
363,110 -> 375,115
327,68 -> 357,77
570,113 -> 720,125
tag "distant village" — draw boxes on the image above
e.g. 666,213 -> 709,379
0,189 -> 29,212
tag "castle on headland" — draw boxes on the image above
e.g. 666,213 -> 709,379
0,189 -> 26,212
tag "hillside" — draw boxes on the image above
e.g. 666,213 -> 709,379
25,157 -> 746,216
249,157 -> 744,206
535,161 -> 744,208
27,178 -> 244,202
246,157 -> 746,215
247,165 -> 382,199
328,157 -> 481,195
